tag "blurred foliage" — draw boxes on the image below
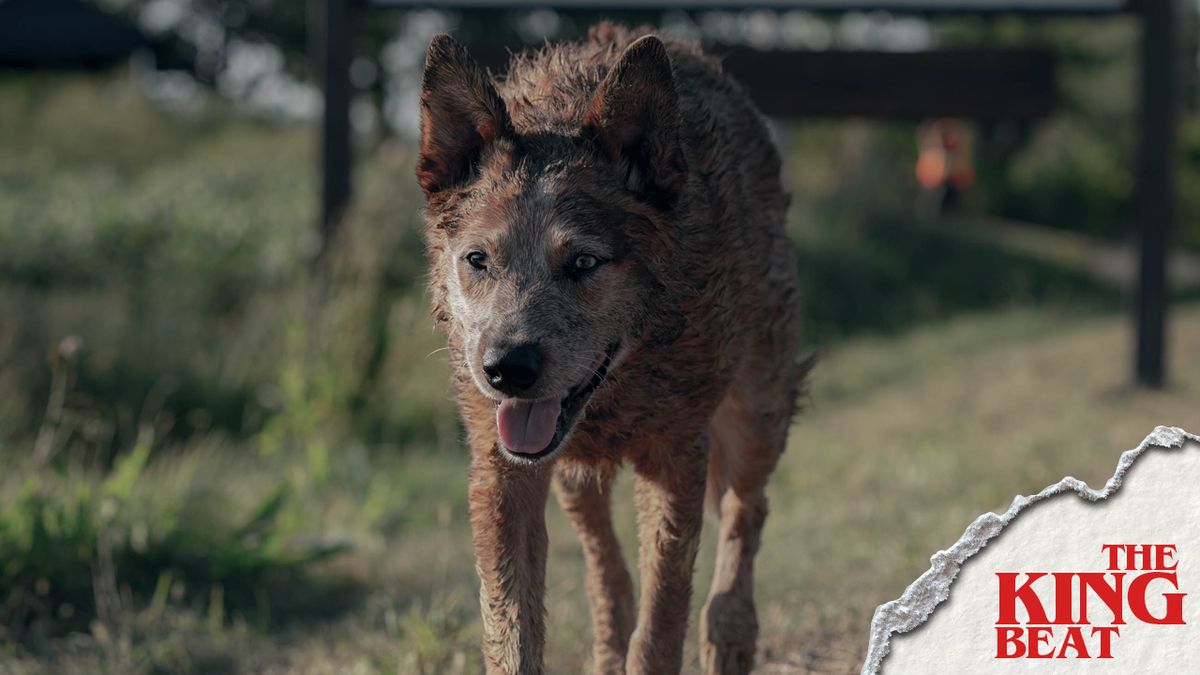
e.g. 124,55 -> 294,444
0,430 -> 347,644
1178,116 -> 1200,251
0,74 -> 458,646
0,73 -> 454,454
106,0 -> 310,82
88,5 -> 1200,249
937,15 -> 1200,250
0,78 -> 311,451
780,118 -> 1121,345
975,17 -> 1138,242
0,59 -> 1170,455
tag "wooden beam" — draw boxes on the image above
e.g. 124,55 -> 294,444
722,47 -> 1055,119
314,0 -> 354,255
469,45 -> 1056,120
369,0 -> 1132,13
1133,0 -> 1176,388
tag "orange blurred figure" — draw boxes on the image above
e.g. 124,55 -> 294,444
916,118 -> 974,216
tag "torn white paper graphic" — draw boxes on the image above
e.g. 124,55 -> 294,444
862,426 -> 1200,674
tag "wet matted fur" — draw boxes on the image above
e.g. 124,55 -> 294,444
417,22 -> 806,675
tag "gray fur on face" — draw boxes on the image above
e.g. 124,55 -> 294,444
447,165 -> 627,402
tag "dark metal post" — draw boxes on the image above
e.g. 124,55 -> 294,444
314,0 -> 353,253
1134,0 -> 1176,388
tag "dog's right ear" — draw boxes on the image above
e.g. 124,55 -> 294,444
417,34 -> 512,197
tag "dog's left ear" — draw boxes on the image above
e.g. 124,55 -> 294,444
582,36 -> 687,207
417,34 -> 512,197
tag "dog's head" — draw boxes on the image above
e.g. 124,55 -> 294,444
417,34 -> 686,464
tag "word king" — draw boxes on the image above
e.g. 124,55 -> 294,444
995,544 -> 1186,659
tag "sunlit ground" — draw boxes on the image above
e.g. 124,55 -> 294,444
4,304 -> 1195,674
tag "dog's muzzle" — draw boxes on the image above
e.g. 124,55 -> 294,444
494,342 -> 619,463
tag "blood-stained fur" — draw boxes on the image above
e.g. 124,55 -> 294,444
417,23 -> 807,675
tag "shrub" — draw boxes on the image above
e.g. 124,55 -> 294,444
0,436 -> 347,642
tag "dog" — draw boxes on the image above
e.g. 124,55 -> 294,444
417,23 -> 805,675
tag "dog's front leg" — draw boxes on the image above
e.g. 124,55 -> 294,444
626,436 -> 709,674
469,450 -> 553,675
554,469 -> 636,674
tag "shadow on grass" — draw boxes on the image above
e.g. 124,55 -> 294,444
1,479 -> 366,651
797,216 -> 1124,346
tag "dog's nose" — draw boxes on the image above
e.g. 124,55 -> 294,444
482,343 -> 543,395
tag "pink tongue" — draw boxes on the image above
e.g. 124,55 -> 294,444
497,398 -> 560,454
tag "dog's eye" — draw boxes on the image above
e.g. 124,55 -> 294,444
465,251 -> 488,270
573,254 -> 600,272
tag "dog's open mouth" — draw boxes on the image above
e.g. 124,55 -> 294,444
495,342 -> 619,462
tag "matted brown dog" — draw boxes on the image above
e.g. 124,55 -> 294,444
417,22 -> 807,675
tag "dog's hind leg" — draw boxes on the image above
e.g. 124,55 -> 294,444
699,360 -> 798,675
553,468 -> 636,675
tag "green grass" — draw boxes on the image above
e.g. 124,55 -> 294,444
3,304 -> 1195,674
0,74 -> 457,452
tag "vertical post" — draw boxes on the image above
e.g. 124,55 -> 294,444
314,0 -> 353,255
1134,0 -> 1176,388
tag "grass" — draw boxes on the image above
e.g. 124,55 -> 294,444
750,306 -> 1199,671
0,74 -> 457,453
4,304 -> 1195,674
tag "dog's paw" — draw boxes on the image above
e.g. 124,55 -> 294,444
699,637 -> 756,675
700,594 -> 759,675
